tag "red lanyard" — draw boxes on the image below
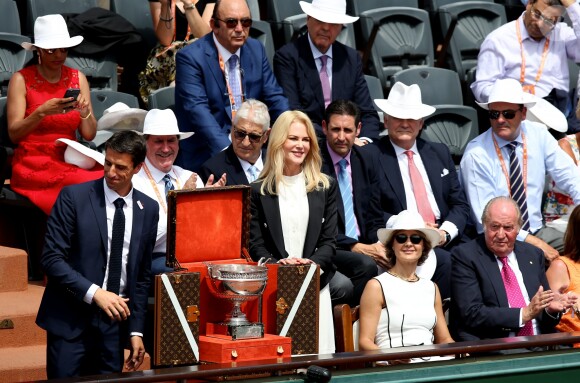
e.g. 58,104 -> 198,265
492,131 -> 528,195
516,17 -> 550,95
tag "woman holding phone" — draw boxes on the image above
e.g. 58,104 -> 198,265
7,14 -> 101,214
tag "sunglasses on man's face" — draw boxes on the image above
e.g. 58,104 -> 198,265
394,234 -> 423,245
233,127 -> 263,143
488,109 -> 521,120
215,17 -> 253,28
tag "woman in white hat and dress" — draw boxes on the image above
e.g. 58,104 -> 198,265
7,14 -> 101,214
358,210 -> 454,356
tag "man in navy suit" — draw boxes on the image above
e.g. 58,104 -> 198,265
373,82 -> 470,300
450,197 -> 575,343
175,0 -> 288,172
36,131 -> 159,378
273,0 -> 381,142
199,99 -> 270,185
320,100 -> 383,306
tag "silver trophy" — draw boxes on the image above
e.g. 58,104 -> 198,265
206,263 -> 268,339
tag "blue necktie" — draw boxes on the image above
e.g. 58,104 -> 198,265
228,55 -> 242,110
107,198 -> 125,295
248,165 -> 258,182
508,142 -> 530,231
338,158 -> 357,240
163,174 -> 174,199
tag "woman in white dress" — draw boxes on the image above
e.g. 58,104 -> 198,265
249,110 -> 338,354
358,210 -> 453,357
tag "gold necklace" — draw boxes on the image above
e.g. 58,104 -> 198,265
387,270 -> 419,282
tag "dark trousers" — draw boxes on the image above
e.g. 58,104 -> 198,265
432,247 -> 451,300
46,310 -> 124,379
330,249 -> 378,306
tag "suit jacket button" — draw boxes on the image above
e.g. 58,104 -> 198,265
264,223 -> 268,228
322,218 -> 325,223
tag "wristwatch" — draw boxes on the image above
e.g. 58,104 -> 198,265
444,231 -> 451,245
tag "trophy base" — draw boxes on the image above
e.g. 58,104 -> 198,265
206,322 -> 264,340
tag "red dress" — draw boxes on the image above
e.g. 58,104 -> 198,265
10,65 -> 103,215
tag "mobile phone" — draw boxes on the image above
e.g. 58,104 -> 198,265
63,88 -> 80,100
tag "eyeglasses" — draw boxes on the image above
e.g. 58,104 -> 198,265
394,234 -> 423,245
530,5 -> 563,28
488,109 -> 522,120
214,17 -> 253,28
233,127 -> 263,143
41,48 -> 69,54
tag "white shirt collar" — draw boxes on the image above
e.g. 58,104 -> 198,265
390,140 -> 419,157
103,178 -> 134,205
307,33 -> 333,60
145,157 -> 175,183
213,33 -> 241,63
238,153 -> 264,173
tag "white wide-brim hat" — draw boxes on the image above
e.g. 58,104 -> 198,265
141,109 -> 194,140
476,78 -> 537,110
377,210 -> 440,248
374,82 -> 436,120
300,0 -> 358,24
22,14 -> 83,51
526,97 -> 568,133
97,102 -> 148,132
56,138 -> 104,170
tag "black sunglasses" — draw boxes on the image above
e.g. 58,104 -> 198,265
394,234 -> 423,245
488,109 -> 521,120
233,127 -> 263,143
215,17 -> 253,28
42,48 -> 69,54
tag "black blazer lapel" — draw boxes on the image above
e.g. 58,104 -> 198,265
418,141 -> 444,209
127,192 -> 146,282
304,189 -> 324,258
89,181 -> 108,261
225,145 -> 250,185
479,242 -> 510,308
379,139 -> 407,209
261,194 -> 288,259
297,36 -> 325,112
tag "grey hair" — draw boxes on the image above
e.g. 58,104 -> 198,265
481,196 -> 523,228
233,99 -> 270,132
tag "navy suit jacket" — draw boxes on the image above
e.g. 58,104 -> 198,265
273,35 -> 380,140
375,137 -> 469,235
320,141 -> 384,248
198,144 -> 265,186
36,179 -> 159,341
175,33 -> 288,171
450,237 -> 560,341
249,179 -> 337,288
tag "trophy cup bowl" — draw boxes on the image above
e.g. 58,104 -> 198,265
206,263 -> 268,339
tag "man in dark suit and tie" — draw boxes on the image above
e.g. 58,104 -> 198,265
199,99 -> 270,185
450,197 -> 576,343
320,100 -> 384,306
273,0 -> 381,142
36,131 -> 159,378
175,0 -> 288,172
373,82 -> 470,299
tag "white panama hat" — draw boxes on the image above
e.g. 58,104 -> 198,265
22,14 -> 83,51
299,0 -> 358,25
97,102 -> 148,132
526,97 -> 568,133
476,78 -> 537,110
377,210 -> 440,248
55,138 -> 104,170
374,82 -> 436,120
141,109 -> 194,140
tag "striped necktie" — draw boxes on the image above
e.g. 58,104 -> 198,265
338,158 -> 357,239
163,174 -> 174,199
228,55 -> 242,110
507,142 -> 530,231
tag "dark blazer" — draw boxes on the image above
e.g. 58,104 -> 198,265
36,178 -> 159,341
375,137 -> 469,235
450,236 -> 560,341
175,33 -> 289,171
198,144 -> 265,186
273,35 -> 380,140
249,178 -> 338,288
320,141 -> 384,248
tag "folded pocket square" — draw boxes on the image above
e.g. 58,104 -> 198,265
441,168 -> 449,177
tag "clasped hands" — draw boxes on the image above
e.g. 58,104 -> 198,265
522,286 -> 578,323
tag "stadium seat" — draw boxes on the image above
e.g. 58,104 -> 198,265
110,0 -> 157,54
0,33 -> 32,96
266,0 -> 303,48
23,0 -> 100,37
348,0 -> 418,15
250,19 -> 276,67
0,0 -> 23,35
90,89 -> 139,120
65,54 -> 118,90
148,86 -> 175,111
248,0 -> 261,20
391,67 -> 463,105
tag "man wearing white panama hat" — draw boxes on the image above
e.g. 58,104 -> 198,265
373,82 -> 470,300
273,0 -> 381,142
461,78 -> 580,260
132,109 -> 226,275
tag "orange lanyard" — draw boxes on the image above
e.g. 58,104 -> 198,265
516,17 -> 550,94
492,131 -> 528,195
217,50 -> 243,119
143,162 -> 182,214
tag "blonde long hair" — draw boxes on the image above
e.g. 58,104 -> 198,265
259,110 -> 329,195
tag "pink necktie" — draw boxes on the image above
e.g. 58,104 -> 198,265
499,257 -> 534,336
404,150 -> 435,224
319,55 -> 331,108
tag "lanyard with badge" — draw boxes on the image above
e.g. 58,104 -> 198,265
516,18 -> 550,95
492,131 -> 528,195
216,48 -> 244,119
142,162 -> 182,214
